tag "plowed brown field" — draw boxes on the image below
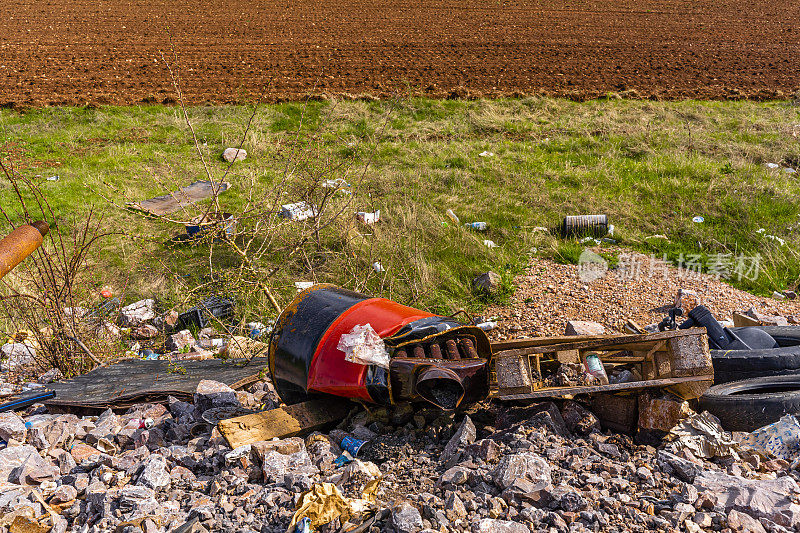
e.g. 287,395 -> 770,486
1,0 -> 798,106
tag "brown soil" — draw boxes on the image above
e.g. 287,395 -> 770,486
1,0 -> 798,107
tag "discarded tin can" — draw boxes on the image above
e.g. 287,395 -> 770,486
269,285 -> 491,409
340,435 -> 367,457
561,215 -> 608,238
0,221 -> 49,281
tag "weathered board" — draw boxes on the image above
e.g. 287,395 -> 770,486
218,398 -> 353,449
44,357 -> 267,410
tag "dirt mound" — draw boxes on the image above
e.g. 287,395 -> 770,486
1,0 -> 798,106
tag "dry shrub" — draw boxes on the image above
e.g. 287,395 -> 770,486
0,162 -> 117,377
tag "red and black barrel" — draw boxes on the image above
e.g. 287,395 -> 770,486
268,284 -> 491,409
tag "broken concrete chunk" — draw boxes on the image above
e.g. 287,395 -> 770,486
119,299 -> 156,327
193,379 -> 238,412
0,412 -> 26,442
473,272 -> 502,294
166,329 -> 197,352
136,453 -> 170,490
440,415 -> 476,465
222,147 -> 247,163
560,401 -> 600,435
564,320 -> 605,336
392,501 -> 424,533
492,452 -> 552,491
693,471 -> 800,528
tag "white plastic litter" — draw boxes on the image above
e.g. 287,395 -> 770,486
478,151 -> 494,157
766,163 -> 780,169
483,240 -> 498,248
322,178 -> 351,189
337,324 -> 390,369
356,211 -> 380,224
740,414 -> 800,461
372,262 -> 385,273
294,281 -> 315,292
692,216 -> 704,223
282,202 -> 318,221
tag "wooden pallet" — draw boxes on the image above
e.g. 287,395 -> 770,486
492,329 -> 712,401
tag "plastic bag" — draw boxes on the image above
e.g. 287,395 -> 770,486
337,324 -> 390,369
740,414 -> 800,461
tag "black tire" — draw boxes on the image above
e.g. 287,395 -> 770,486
729,326 -> 800,347
699,375 -> 800,431
713,326 -> 800,384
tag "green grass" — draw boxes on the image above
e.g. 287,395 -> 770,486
1,97 -> 800,322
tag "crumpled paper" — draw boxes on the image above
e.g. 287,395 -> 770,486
337,324 -> 390,369
740,414 -> 800,462
287,480 -> 380,532
665,411 -> 743,460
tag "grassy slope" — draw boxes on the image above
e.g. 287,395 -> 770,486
1,98 -> 799,320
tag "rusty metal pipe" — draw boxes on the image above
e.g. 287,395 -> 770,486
414,365 -> 466,410
445,339 -> 460,360
0,221 -> 48,281
460,338 -> 478,359
428,343 -> 442,359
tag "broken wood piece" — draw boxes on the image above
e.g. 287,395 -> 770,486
218,398 -> 353,449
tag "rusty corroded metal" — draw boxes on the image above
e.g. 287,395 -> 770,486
0,221 -> 49,280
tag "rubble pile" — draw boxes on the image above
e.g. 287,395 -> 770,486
2,376 -> 799,533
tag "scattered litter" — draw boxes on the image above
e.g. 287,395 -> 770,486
766,163 -> 780,169
185,212 -> 236,237
562,214 -> 609,238
372,261 -> 385,273
356,210 -> 380,224
584,353 -> 609,385
465,222 -> 488,231
478,151 -> 494,157
322,178 -> 351,189
336,324 -> 390,369
445,209 -> 460,225
287,482 -> 377,532
476,320 -> 498,331
177,296 -> 235,330
246,321 -> 269,338
0,389 -> 56,413
483,240 -> 498,248
785,167 -> 797,174
607,224 -> 615,237
295,281 -> 316,292
340,435 -> 368,457
692,216 -> 704,223
665,411 -> 742,460
333,451 -> 354,467
740,414 -> 800,461
129,180 -> 230,216
756,228 -> 786,245
644,234 -> 670,242
282,201 -> 318,222
773,291 -> 787,300
580,236 -> 601,245
46,175 -> 59,181
532,226 -> 548,233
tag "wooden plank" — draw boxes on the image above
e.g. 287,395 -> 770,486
491,335 -> 617,352
218,398 -> 352,449
495,375 -> 712,401
494,329 -> 704,357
